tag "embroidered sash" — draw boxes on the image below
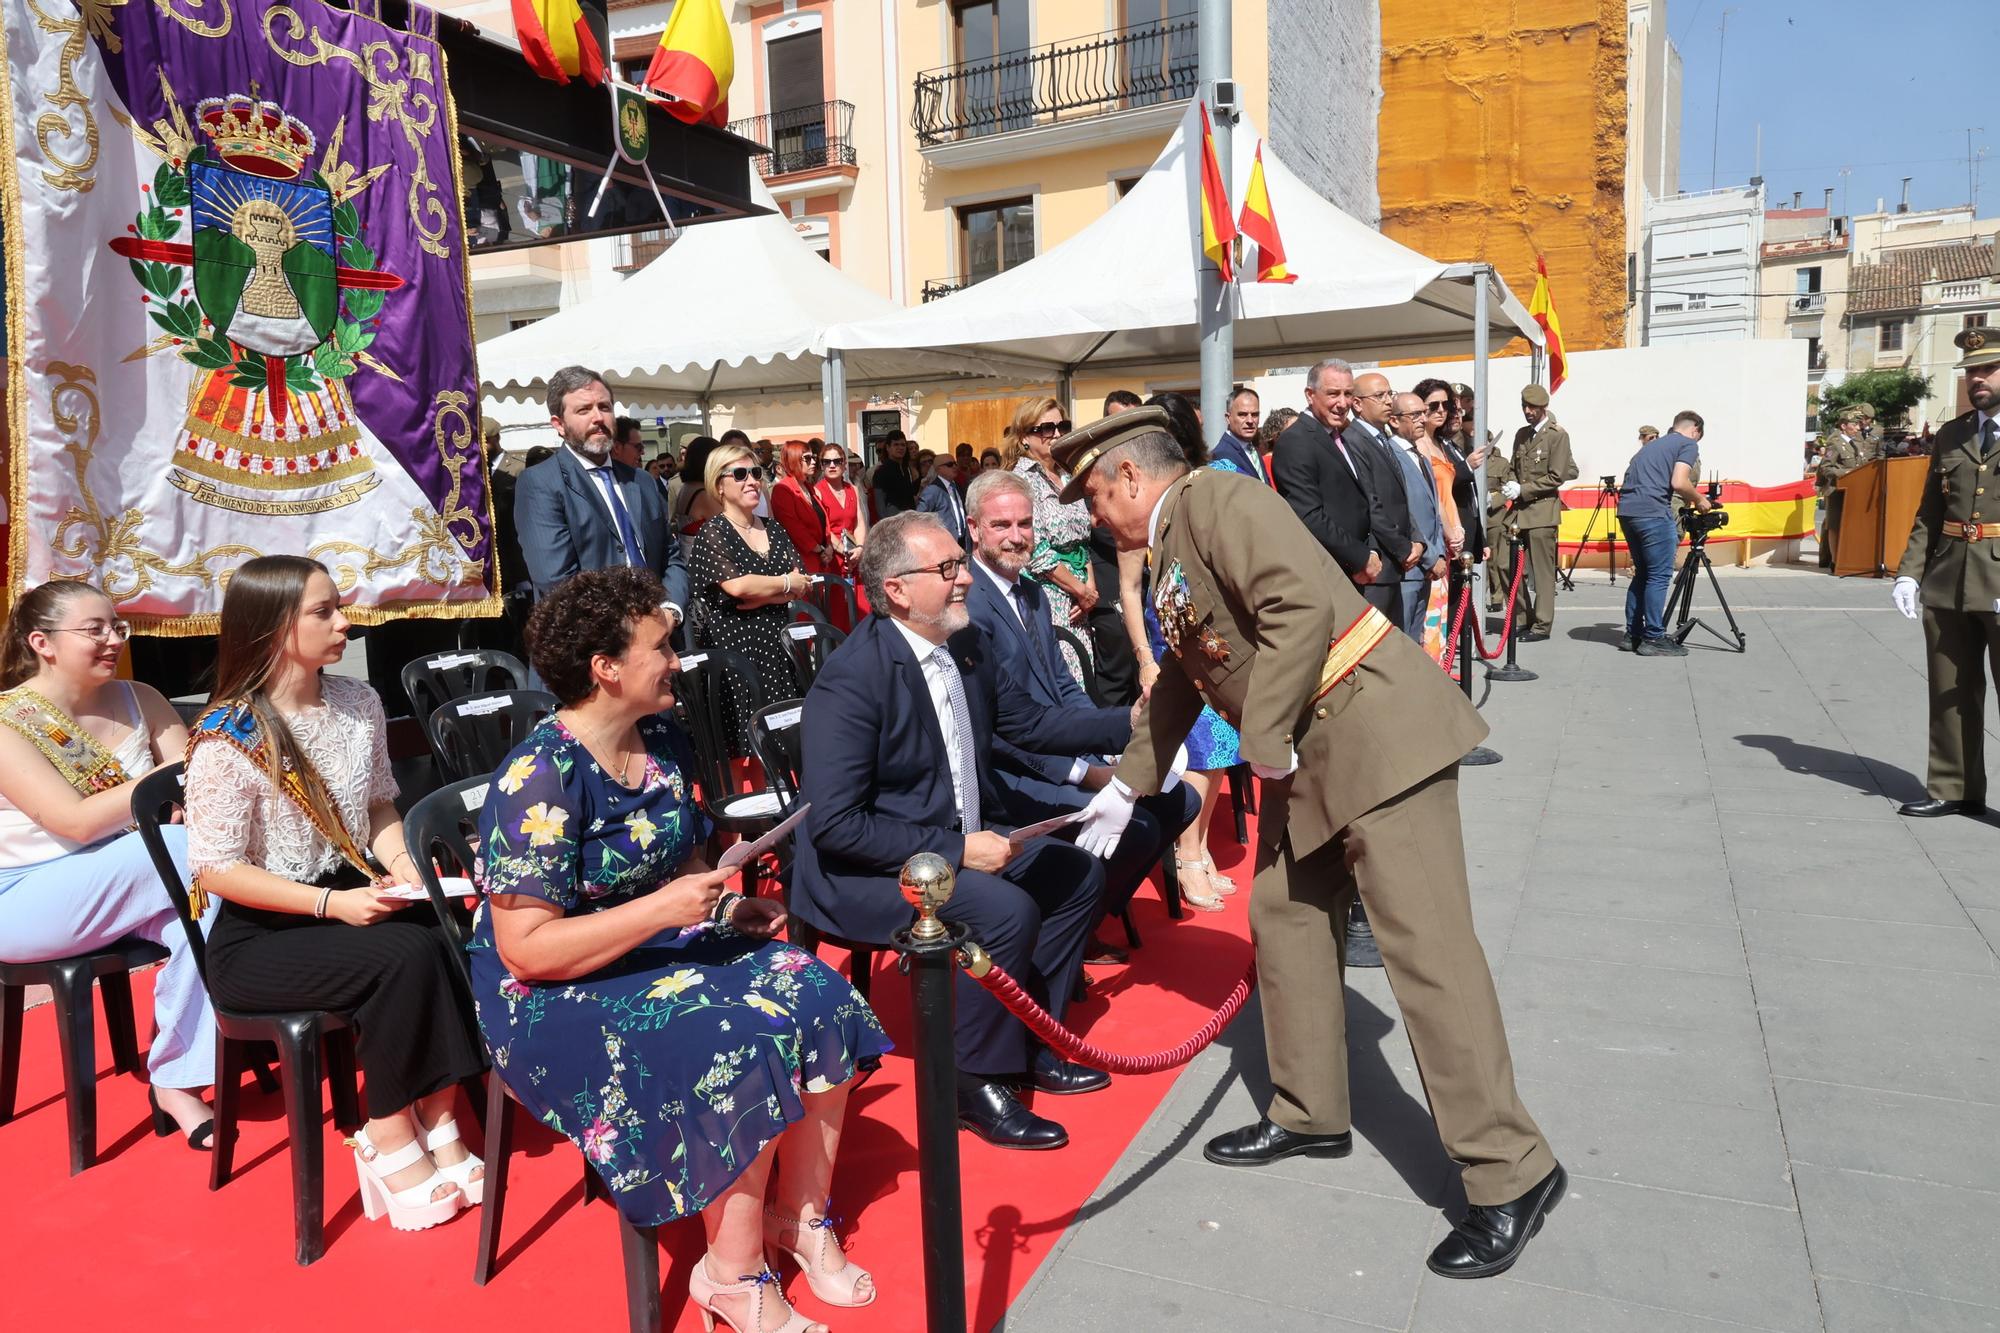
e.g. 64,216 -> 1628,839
0,687 -> 131,796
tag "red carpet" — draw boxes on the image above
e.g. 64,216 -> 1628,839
0,827 -> 1256,1331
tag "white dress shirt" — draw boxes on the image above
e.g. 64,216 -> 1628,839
890,617 -> 978,830
568,445 -> 684,624
973,554 -> 1094,782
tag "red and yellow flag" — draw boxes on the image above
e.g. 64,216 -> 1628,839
511,0 -> 606,86
643,0 -> 735,128
1198,102 -> 1236,283
1235,139 -> 1294,284
1528,255 -> 1568,392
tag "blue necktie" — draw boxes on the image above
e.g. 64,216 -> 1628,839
590,467 -> 645,567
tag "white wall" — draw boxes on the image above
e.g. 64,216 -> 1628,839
1253,339 -> 1810,488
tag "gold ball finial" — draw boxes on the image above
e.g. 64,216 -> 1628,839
899,851 -> 956,941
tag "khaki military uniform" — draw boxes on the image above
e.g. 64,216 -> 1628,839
1817,428 -> 1875,568
1899,407 -> 2000,803
1114,468 -> 1553,1206
1507,416 -> 1578,633
1484,450 -> 1515,612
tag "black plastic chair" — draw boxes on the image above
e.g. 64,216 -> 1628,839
671,646 -> 786,835
0,935 -> 168,1175
132,763 -> 365,1267
403,778 -> 665,1330
425,689 -> 559,784
400,648 -> 529,727
1228,762 -> 1255,845
1051,623 -> 1101,703
777,617 -> 846,695
748,700 -> 878,1000
806,574 -> 860,628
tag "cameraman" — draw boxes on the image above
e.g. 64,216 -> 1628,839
1616,410 -> 1713,657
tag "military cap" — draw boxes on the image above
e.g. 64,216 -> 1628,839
1853,402 -> 1877,419
1521,384 -> 1551,407
1956,325 -> 2000,370
1638,424 -> 1660,439
1051,405 -> 1175,503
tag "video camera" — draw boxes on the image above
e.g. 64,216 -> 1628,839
1680,481 -> 1728,540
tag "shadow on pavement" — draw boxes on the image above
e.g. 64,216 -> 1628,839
1732,733 -> 1923,803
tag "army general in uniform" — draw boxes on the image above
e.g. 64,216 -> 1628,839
1503,384 -> 1577,640
1055,408 -> 1562,1279
1892,328 -> 2000,818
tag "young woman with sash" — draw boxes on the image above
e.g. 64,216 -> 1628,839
0,582 -> 218,1146
183,556 -> 487,1231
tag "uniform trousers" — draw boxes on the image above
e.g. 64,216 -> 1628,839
1250,765 -> 1553,1205
208,881 -> 485,1119
1518,526 -> 1559,631
932,837 -> 1103,1079
0,827 -> 215,1089
1921,606 -> 2000,803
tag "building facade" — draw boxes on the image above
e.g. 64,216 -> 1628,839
1634,183 -> 1764,346
1842,213 -> 2000,430
1755,194 -> 1849,405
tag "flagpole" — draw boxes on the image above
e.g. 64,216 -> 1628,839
1197,0 -> 1233,435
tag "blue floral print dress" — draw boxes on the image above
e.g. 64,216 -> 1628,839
466,715 -> 890,1227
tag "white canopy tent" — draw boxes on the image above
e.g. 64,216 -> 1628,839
474,179 -> 1014,442
820,102 -> 1543,392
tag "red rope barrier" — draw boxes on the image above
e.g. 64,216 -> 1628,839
1441,577 -> 1473,675
963,953 -> 1256,1075
1469,551 -> 1529,662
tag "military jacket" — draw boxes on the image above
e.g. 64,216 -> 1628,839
1485,449 -> 1515,531
1115,469 -> 1487,860
1506,417 -> 1577,529
1816,434 -> 1873,494
1898,410 -> 2000,612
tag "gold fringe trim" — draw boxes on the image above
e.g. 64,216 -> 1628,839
1,5 -> 30,621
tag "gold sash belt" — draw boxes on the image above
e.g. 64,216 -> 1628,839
1311,605 -> 1395,704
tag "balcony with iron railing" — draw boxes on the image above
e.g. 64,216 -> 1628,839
726,100 -> 858,182
921,278 -> 965,303
913,18 -> 1197,161
1788,292 -> 1827,316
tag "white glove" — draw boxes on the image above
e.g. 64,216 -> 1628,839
1501,480 -> 1521,501
1075,779 -> 1136,858
1249,748 -> 1298,782
1161,743 -> 1190,792
1892,576 -> 1919,620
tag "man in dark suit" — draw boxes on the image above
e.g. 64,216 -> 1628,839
1272,358 -> 1411,618
963,469 -> 1200,953
514,366 -> 691,628
916,452 -> 969,547
792,511 -> 1132,1150
1211,384 -> 1268,483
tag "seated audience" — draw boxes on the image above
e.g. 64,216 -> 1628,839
470,568 -> 888,1330
963,470 -> 1199,961
185,556 -> 487,1231
793,513 -> 1129,1150
0,582 -> 217,1146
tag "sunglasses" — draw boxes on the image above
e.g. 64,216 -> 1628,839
724,466 -> 767,483
1028,420 -> 1073,438
1424,399 -> 1451,412
821,455 -> 844,465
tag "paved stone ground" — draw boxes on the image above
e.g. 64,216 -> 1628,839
1005,565 -> 2000,1332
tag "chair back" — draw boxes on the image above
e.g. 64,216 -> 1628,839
130,763 -> 213,989
401,777 -> 492,983
399,649 -> 528,724
1051,624 -> 1101,703
777,617 -> 846,694
808,575 -> 860,627
426,689 -> 559,784
671,646 -> 767,804
748,698 -> 808,809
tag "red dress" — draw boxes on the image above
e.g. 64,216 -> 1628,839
770,477 -> 831,577
814,479 -> 862,568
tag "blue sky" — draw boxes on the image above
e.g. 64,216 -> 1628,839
1671,0 -> 1989,215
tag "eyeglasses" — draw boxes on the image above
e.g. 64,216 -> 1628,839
723,466 -> 767,483
53,620 -> 133,644
892,556 -> 967,582
1355,390 -> 1394,402
1027,420 -> 1073,438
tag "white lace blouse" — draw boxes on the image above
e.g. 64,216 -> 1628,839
185,674 -> 399,884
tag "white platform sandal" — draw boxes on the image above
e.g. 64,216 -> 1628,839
347,1128 -> 464,1231
422,1116 -> 485,1207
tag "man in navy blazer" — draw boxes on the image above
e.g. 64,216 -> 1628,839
1210,384 -> 1268,483
962,470 -> 1199,947
916,453 -> 969,547
514,366 -> 691,626
792,512 -> 1131,1150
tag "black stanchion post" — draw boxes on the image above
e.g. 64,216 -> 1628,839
1486,530 -> 1539,683
1457,555 -> 1502,766
891,853 -> 969,1333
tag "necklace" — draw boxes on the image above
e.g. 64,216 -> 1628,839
726,514 -> 759,531
568,712 -> 641,786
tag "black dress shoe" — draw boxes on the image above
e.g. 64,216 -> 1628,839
1203,1118 -> 1353,1167
1520,629 -> 1552,642
1026,1051 -> 1111,1096
1344,907 -> 1383,969
1898,797 -> 1984,818
1427,1163 -> 1566,1279
957,1080 -> 1068,1150
1083,937 -> 1130,967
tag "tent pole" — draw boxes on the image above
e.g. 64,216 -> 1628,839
1197,0 -> 1233,437
1062,333 -> 1116,412
1472,267 -> 1491,611
699,361 -> 720,435
824,350 -> 849,448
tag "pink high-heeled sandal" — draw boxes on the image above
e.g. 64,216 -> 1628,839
687,1256 -> 824,1333
764,1202 -> 876,1307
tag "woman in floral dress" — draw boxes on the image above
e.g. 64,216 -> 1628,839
468,568 -> 889,1333
1007,397 -> 1098,687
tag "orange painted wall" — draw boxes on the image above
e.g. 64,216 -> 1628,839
1377,0 -> 1628,353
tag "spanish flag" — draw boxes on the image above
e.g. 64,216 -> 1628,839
644,0 -> 735,128
1198,102 -> 1235,283
1235,139 -> 1295,284
1528,255 -> 1568,392
511,0 -> 606,86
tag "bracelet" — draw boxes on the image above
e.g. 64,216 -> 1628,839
711,890 -> 743,927
782,572 -> 794,596
314,886 -> 335,919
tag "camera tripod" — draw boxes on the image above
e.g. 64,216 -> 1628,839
1559,478 -> 1621,590
1664,530 -> 1748,652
